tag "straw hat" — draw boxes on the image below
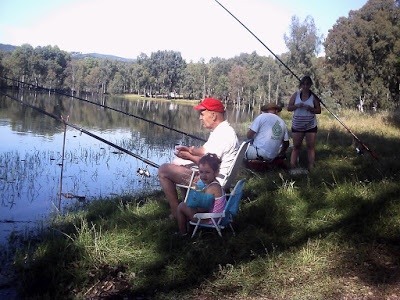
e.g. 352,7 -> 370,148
261,103 -> 282,112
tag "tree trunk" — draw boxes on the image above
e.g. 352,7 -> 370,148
358,96 -> 364,112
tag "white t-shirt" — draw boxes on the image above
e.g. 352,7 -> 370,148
203,120 -> 239,179
249,113 -> 289,160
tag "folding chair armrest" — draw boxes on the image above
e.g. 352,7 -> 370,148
193,212 -> 224,220
176,183 -> 194,189
175,165 -> 199,202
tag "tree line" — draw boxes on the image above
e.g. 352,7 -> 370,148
0,0 -> 399,111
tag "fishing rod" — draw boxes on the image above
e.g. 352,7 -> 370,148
0,89 -> 160,168
1,76 -> 207,142
213,0 -> 378,161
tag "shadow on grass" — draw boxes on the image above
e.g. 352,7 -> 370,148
11,127 -> 400,299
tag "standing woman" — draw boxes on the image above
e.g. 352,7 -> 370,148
287,76 -> 321,171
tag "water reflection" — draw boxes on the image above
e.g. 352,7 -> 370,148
0,90 -> 253,244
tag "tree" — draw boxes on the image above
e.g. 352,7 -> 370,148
228,64 -> 249,108
146,50 -> 186,97
207,58 -> 234,101
4,44 -> 34,85
258,56 -> 284,106
284,15 -> 323,77
135,53 -> 151,96
64,59 -> 86,95
109,71 -> 125,94
324,0 -> 400,110
182,61 -> 207,100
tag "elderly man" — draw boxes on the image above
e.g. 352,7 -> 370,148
158,97 -> 238,219
246,103 -> 289,161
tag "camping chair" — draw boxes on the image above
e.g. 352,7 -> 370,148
219,140 -> 250,192
189,178 -> 246,238
176,140 -> 250,202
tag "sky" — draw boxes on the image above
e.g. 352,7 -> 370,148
0,0 -> 368,62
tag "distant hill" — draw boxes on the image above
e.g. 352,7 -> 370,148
70,52 -> 136,62
0,43 -> 17,52
0,43 -> 135,62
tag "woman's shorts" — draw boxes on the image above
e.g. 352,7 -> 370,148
291,126 -> 318,133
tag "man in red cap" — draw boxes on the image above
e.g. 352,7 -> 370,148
158,97 -> 238,219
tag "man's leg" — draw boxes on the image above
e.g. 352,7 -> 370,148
158,163 -> 194,219
245,145 -> 259,160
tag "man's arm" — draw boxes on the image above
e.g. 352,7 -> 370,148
247,129 -> 256,140
175,145 -> 206,165
279,140 -> 289,156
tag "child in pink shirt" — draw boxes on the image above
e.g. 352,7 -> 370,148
176,153 -> 227,236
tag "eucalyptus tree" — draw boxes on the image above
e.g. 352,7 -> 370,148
284,15 -> 323,79
1,44 -> 70,89
181,63 -> 197,99
146,50 -> 186,97
0,51 -> 5,87
124,62 -> 139,94
228,64 -> 249,108
109,71 -> 125,94
108,61 -> 130,94
232,52 -> 265,108
136,53 -> 152,96
213,74 -> 229,103
257,56 -> 283,106
33,45 -> 70,89
245,67 -> 260,109
182,61 -> 208,100
207,57 -> 234,101
99,59 -> 118,94
29,48 -> 47,86
85,66 -> 102,95
324,0 -> 400,110
64,59 -> 86,96
3,44 -> 34,86
76,57 -> 100,95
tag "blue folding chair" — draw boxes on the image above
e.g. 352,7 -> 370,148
189,179 -> 246,238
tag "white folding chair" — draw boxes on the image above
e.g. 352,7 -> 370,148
219,140 -> 249,192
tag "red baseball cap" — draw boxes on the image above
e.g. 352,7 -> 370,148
193,98 -> 225,113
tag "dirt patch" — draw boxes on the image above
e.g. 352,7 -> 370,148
332,243 -> 400,299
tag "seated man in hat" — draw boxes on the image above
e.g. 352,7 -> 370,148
245,103 -> 289,162
158,97 -> 239,219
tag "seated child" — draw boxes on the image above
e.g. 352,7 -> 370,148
176,153 -> 227,236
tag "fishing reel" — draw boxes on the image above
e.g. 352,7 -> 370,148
355,146 -> 364,155
137,166 -> 151,179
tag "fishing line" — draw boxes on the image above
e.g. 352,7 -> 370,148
0,89 -> 160,168
0,76 -> 207,142
213,0 -> 378,161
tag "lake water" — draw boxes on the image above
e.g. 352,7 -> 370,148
0,90 -> 254,245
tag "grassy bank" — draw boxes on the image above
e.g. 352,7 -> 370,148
8,109 -> 400,299
118,94 -> 200,106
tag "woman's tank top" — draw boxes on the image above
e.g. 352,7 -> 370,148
292,91 -> 317,131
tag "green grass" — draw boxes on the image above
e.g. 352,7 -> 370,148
7,109 -> 400,299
